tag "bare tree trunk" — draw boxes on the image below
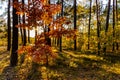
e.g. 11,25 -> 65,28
96,0 -> 100,55
116,0 -> 119,50
112,0 -> 115,51
74,0 -> 77,50
59,0 -> 64,52
28,0 -> 30,43
22,0 -> 26,46
28,29 -> 30,43
88,0 -> 92,50
18,15 -> 24,44
10,0 -> 18,67
103,0 -> 111,54
7,0 -> 11,51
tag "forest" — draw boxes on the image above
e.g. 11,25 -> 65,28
0,0 -> 120,80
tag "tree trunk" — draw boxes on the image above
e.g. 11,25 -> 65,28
88,0 -> 92,50
116,0 -> 119,50
22,0 -> 26,46
96,0 -> 100,55
112,0 -> 115,51
103,0 -> 111,54
28,0 -> 30,43
74,0 -> 77,50
45,0 -> 51,46
28,29 -> 30,43
59,0 -> 64,52
18,15 -> 24,44
10,0 -> 18,67
7,0 -> 11,51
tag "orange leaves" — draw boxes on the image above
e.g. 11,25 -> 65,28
41,12 -> 53,25
18,32 -> 57,63
41,0 -> 47,5
14,0 -> 75,64
16,11 -> 24,15
18,46 -> 32,54
13,0 -> 62,29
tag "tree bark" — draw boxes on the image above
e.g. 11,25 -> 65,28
96,0 -> 100,55
22,0 -> 26,46
10,0 -> 18,67
116,0 -> 119,50
7,0 -> 11,51
88,0 -> 92,50
74,0 -> 77,50
112,0 -> 115,51
18,15 -> 24,44
28,29 -> 30,43
103,0 -> 111,54
59,0 -> 64,52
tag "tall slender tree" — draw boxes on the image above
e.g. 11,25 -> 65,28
46,0 -> 51,46
88,0 -> 92,50
59,0 -> 64,52
10,0 -> 18,67
116,0 -> 119,50
113,0 -> 115,51
74,0 -> 77,50
103,0 -> 111,53
96,0 -> 100,55
7,0 -> 11,51
27,0 -> 30,43
18,15 -> 24,44
22,0 -> 26,46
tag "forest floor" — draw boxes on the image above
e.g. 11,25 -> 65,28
0,47 -> 120,80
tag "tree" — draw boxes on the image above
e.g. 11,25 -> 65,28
59,0 -> 64,52
112,0 -> 115,51
96,0 -> 100,55
103,0 -> 111,53
18,15 -> 24,44
74,0 -> 77,50
88,0 -> 92,50
27,0 -> 30,43
116,0 -> 119,50
7,0 -> 11,51
46,0 -> 51,46
10,0 -> 18,67
16,0 -> 73,64
22,0 -> 26,46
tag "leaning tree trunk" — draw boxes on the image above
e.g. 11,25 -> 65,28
10,0 -> 18,67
